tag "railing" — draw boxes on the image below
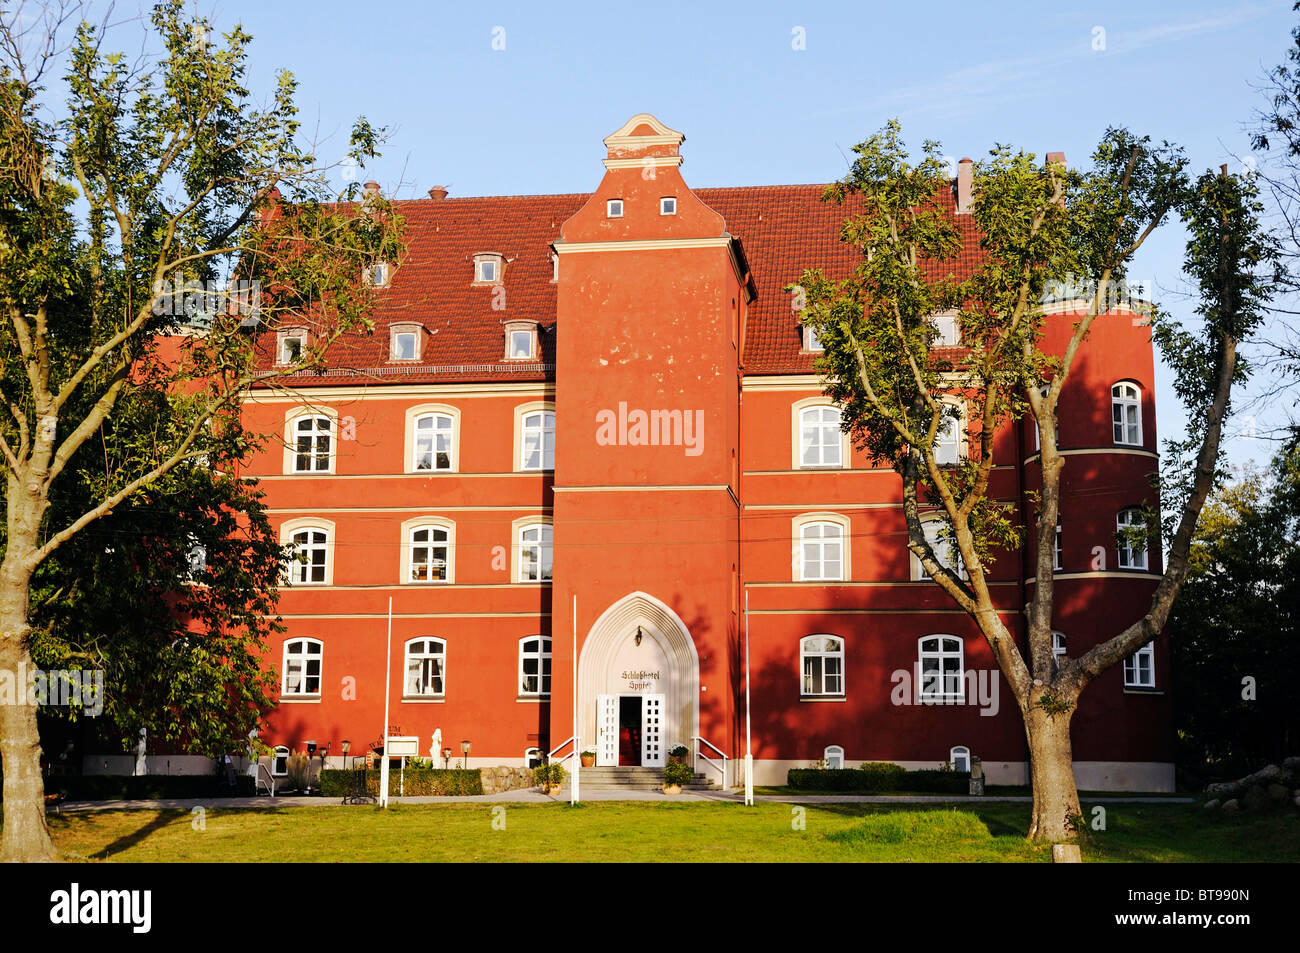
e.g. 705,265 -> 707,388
547,736 -> 575,766
252,761 -> 276,798
691,735 -> 728,791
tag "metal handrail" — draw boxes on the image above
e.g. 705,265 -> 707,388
547,736 -> 575,764
253,761 -> 276,798
690,735 -> 728,790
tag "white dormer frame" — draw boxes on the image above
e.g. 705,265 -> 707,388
473,253 -> 504,285
363,261 -> 391,288
504,320 -> 539,361
389,323 -> 422,362
802,324 -> 824,353
277,327 -> 308,365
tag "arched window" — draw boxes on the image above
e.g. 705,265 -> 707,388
517,522 -> 553,583
801,635 -> 845,697
518,406 -> 555,471
1112,382 -> 1142,446
407,523 -> 452,583
1052,630 -> 1067,659
272,746 -> 290,776
413,412 -> 455,471
796,519 -> 846,581
797,405 -> 843,468
950,745 -> 971,773
519,636 -> 552,696
1116,508 -> 1148,570
1124,642 -> 1156,688
824,745 -> 845,769
913,516 -> 964,580
404,638 -> 446,697
282,638 -> 323,697
526,747 -> 544,769
290,414 -> 333,473
918,635 -> 964,701
286,526 -> 330,585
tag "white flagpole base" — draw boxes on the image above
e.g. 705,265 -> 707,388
744,754 -> 754,806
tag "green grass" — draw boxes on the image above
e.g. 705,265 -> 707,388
32,801 -> 1300,862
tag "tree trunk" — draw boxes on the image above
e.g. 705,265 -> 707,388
0,564 -> 57,862
1024,704 -> 1082,862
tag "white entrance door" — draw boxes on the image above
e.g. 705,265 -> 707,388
641,693 -> 665,767
596,694 -> 618,766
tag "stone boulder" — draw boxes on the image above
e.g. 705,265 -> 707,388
1206,781 -> 1243,799
1203,799 -> 1221,810
1242,784 -> 1270,812
1222,798 -> 1240,812
1268,784 -> 1290,804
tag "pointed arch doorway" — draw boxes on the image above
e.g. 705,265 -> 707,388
578,592 -> 699,768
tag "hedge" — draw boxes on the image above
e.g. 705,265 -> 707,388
37,774 -> 256,801
319,767 -> 483,798
786,762 -> 969,793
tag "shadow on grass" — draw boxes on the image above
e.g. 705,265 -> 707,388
91,811 -> 187,860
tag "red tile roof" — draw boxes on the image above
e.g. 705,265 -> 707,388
259,182 -> 983,386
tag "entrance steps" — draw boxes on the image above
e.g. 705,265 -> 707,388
560,765 -> 718,792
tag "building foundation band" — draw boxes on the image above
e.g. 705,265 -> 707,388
238,115 -> 1171,792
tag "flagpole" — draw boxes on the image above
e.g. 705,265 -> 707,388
379,596 -> 393,808
571,593 -> 579,805
744,588 -> 753,807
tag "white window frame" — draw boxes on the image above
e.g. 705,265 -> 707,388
504,321 -> 539,361
606,198 -> 623,218
1112,382 -> 1142,446
929,311 -> 960,347
1052,630 -> 1067,659
406,407 -> 458,473
793,400 -> 847,469
526,747 -> 544,769
1124,642 -> 1155,688
283,407 -> 337,475
1116,507 -> 1148,570
518,635 -> 552,697
1054,522 -> 1062,571
803,325 -> 823,353
918,635 -> 964,701
277,328 -> 307,366
792,513 -> 850,582
401,518 -> 454,584
280,518 -> 335,586
403,637 -> 446,698
950,745 -> 971,772
660,196 -> 677,215
824,745 -> 845,769
515,403 -> 556,472
364,261 -> 391,288
390,325 -> 421,362
912,516 -> 965,581
1033,384 -> 1058,452
934,400 -> 965,466
282,638 -> 323,698
272,746 -> 290,776
514,518 -> 553,583
800,634 -> 845,697
474,257 -> 499,284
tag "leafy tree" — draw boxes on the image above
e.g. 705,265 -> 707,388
795,120 -> 1273,859
1169,446 -> 1300,777
0,1 -> 403,861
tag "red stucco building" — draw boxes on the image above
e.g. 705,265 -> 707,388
243,114 -> 1172,790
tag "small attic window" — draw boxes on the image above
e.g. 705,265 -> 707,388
473,254 -> 504,285
504,321 -> 539,361
278,329 -> 307,365
607,199 -> 623,218
803,325 -> 824,353
364,262 -> 391,288
660,197 -> 677,215
390,324 -> 422,362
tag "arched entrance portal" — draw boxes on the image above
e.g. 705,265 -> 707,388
578,592 -> 699,768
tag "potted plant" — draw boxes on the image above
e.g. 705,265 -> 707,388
663,760 -> 693,795
533,761 -> 567,796
667,743 -> 689,764
580,748 -> 596,768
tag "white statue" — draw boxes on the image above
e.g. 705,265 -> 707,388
431,728 -> 442,761
134,728 -> 147,777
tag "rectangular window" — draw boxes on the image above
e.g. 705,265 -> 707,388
392,331 -> 418,361
509,329 -> 534,359
477,259 -> 497,283
660,197 -> 677,215
280,334 -> 304,365
607,199 -> 623,218
1124,643 -> 1155,688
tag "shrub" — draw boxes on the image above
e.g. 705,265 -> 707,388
36,774 -> 255,800
533,762 -> 567,787
318,768 -> 483,798
785,762 -> 969,793
663,761 -> 694,787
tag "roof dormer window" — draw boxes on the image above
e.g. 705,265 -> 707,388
473,253 -> 504,285
278,328 -> 307,365
390,324 -> 422,362
504,320 -> 539,361
803,325 -> 824,353
364,261 -> 391,288
607,198 -> 624,218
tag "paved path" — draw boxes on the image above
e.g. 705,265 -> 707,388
54,791 -> 1195,812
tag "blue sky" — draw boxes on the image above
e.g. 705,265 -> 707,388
106,0 -> 1300,467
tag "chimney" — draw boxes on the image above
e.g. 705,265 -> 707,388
955,157 -> 973,214
363,180 -> 380,195
428,186 -> 448,200
1045,152 -> 1066,168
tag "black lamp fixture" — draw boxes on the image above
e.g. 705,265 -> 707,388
442,746 -> 451,770
460,739 -> 470,769
305,740 -> 317,757
635,626 -> 643,647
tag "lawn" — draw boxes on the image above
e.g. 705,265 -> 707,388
35,800 -> 1300,863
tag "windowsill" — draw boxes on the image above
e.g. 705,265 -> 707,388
794,578 -> 848,584
409,469 -> 458,475
516,695 -> 551,703
1123,687 -> 1162,695
280,696 -> 321,704
403,580 -> 452,585
796,465 -> 847,471
401,696 -> 446,703
799,695 -> 846,703
516,580 -> 553,586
